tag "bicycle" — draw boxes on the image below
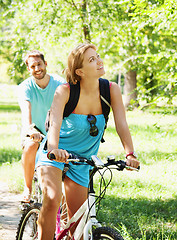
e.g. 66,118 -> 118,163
16,153 -> 139,240
16,169 -> 42,240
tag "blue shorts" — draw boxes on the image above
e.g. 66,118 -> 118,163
35,148 -> 91,188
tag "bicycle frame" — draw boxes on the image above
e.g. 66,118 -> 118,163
55,155 -> 139,240
16,154 -> 139,240
83,193 -> 102,240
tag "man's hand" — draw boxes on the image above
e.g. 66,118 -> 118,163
26,124 -> 43,143
30,132 -> 42,142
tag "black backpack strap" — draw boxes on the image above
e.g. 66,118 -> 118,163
45,82 -> 80,133
45,110 -> 50,132
44,82 -> 80,150
99,78 -> 111,142
63,82 -> 80,118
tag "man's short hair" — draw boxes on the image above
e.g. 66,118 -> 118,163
24,50 -> 45,66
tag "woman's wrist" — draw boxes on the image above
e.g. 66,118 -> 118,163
126,151 -> 138,159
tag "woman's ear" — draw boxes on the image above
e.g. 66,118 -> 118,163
75,68 -> 83,77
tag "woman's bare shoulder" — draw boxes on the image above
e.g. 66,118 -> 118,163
110,81 -> 121,95
54,83 -> 70,103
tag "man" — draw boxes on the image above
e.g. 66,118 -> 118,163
18,50 -> 65,202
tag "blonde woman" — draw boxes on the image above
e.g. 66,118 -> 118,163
36,43 -> 140,240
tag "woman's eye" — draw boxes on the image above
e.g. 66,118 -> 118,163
89,57 -> 94,62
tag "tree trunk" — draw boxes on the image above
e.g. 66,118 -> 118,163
81,0 -> 91,42
123,70 -> 138,109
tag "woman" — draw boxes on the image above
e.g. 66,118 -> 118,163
36,43 -> 140,240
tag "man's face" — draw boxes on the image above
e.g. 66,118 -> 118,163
27,56 -> 47,80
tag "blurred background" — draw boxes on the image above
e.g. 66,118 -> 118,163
0,0 -> 177,109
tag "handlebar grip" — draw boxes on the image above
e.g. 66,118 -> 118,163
115,160 -> 140,171
68,153 -> 79,159
47,152 -> 56,160
125,164 -> 140,171
47,152 -> 78,160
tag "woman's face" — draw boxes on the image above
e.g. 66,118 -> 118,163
79,47 -> 105,79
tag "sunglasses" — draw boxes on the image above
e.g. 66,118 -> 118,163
87,114 -> 99,137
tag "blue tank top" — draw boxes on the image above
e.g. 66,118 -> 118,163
59,113 -> 105,159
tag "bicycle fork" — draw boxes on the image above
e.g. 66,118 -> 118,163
83,193 -> 102,240
83,173 -> 102,240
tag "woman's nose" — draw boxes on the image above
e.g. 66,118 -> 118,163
97,58 -> 103,65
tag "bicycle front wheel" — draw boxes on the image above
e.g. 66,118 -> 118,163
16,203 -> 41,240
92,226 -> 124,240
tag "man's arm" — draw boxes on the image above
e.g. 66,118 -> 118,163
19,100 -> 32,136
19,100 -> 42,142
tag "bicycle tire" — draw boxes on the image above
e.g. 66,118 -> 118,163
92,226 -> 124,240
16,203 -> 41,240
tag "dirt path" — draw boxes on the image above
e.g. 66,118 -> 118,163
0,181 -> 22,240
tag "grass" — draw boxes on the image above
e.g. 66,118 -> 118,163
0,84 -> 23,192
97,109 -> 177,239
1,84 -> 177,239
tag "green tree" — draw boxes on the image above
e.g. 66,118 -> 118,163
1,0 -> 176,108
128,0 -> 177,106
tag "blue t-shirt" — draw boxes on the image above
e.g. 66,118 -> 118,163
18,74 -> 65,135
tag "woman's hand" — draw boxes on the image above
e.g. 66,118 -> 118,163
126,156 -> 140,170
48,149 -> 69,163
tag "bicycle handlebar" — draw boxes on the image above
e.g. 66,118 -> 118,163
48,153 -> 89,162
47,153 -> 140,171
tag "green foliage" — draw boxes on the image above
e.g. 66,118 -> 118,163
0,0 -> 176,105
98,110 -> 177,239
129,0 -> 177,104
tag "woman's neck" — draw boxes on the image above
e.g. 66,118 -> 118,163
80,77 -> 99,93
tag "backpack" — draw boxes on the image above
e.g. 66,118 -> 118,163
45,78 -> 111,143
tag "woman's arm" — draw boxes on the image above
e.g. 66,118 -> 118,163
110,82 -> 139,168
47,84 -> 70,161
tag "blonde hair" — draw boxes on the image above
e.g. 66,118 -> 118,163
65,43 -> 96,84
